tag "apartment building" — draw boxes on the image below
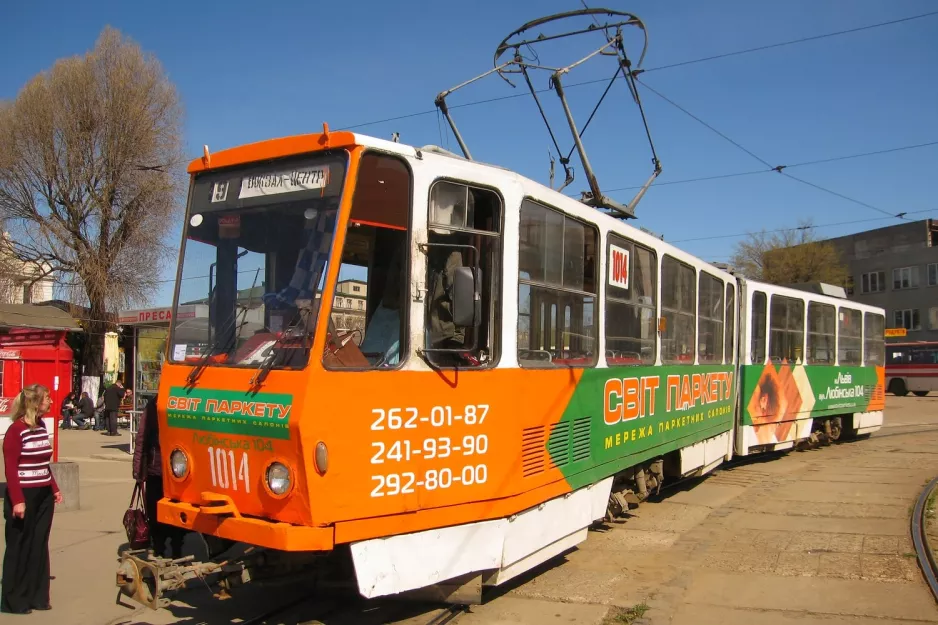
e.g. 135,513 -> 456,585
822,219 -> 938,342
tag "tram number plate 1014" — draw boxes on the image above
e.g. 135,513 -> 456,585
207,446 -> 250,493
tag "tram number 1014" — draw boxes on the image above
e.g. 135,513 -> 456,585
207,446 -> 250,493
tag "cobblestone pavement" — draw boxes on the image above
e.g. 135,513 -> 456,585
491,395 -> 938,625
11,396 -> 938,625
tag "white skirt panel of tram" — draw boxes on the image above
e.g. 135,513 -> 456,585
739,418 -> 814,456
679,430 -> 733,477
349,476 -> 614,598
853,410 -> 883,435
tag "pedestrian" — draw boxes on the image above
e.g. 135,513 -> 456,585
132,398 -> 184,559
1,383 -> 63,615
58,391 -> 77,430
92,393 -> 105,431
102,379 -> 126,437
74,391 -> 94,430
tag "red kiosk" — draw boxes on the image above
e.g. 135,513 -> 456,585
0,304 -> 80,462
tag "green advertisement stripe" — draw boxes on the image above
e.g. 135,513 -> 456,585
740,364 -> 878,426
167,386 -> 294,440
552,365 -> 736,491
168,413 -> 291,439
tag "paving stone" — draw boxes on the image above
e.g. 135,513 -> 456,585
698,550 -> 779,575
774,552 -> 820,577
860,554 -> 919,582
863,535 -> 901,555
784,531 -> 863,553
708,528 -> 792,553
682,572 -> 938,620
818,553 -> 863,579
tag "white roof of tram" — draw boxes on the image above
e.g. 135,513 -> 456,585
351,133 -> 738,285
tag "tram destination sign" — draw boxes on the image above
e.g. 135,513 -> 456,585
235,166 -> 328,200
190,153 -> 347,214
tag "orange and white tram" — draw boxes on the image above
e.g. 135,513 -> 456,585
115,128 -> 886,608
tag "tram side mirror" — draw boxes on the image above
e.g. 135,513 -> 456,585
452,266 -> 481,328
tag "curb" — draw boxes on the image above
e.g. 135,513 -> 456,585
90,453 -> 132,463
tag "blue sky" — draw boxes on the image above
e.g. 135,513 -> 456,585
2,0 -> 936,306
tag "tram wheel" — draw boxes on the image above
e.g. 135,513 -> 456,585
829,417 -> 842,442
913,391 -> 930,397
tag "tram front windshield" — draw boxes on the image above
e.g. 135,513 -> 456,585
169,152 -> 348,370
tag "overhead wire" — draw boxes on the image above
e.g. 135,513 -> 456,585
22,11 -> 936,325
337,9 -> 932,222
671,207 -> 936,244
336,10 -> 938,131
642,10 -> 938,73
632,76 -> 904,219
631,79 -> 774,169
645,11 -> 938,72
601,140 -> 938,193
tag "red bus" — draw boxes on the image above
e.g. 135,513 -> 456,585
886,341 -> 938,397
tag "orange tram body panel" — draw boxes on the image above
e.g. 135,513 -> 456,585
145,129 -> 886,601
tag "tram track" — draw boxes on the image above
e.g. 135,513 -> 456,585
241,594 -> 335,625
239,592 -> 468,625
911,475 -> 938,603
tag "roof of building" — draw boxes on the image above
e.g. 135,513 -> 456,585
0,303 -> 82,331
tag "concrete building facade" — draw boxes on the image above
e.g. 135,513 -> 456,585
0,233 -> 55,304
821,219 -> 938,342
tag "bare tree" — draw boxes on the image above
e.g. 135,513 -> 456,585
0,27 -> 184,377
730,219 -> 850,286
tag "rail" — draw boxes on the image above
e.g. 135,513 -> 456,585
911,475 -> 938,602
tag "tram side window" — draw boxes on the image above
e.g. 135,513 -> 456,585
698,272 -> 724,364
661,256 -> 695,364
838,308 -> 862,365
324,153 -> 411,370
518,199 -> 597,367
751,291 -> 767,364
863,312 -> 885,366
424,180 -> 502,368
769,295 -> 804,363
807,302 -> 835,364
725,283 -> 736,363
605,236 -> 657,365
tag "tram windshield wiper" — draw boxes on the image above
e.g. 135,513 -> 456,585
186,268 -> 261,387
248,300 -> 318,389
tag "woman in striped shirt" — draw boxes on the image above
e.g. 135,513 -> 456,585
2,383 -> 63,615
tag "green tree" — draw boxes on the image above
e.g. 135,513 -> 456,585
0,27 -> 184,380
730,219 -> 850,286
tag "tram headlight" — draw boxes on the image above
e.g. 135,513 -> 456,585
170,449 -> 189,478
266,462 -> 292,496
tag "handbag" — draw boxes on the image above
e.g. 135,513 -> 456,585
123,483 -> 150,549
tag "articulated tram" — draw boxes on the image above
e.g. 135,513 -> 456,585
116,129 -> 886,609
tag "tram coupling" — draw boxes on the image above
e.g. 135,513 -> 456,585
116,545 -> 321,609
